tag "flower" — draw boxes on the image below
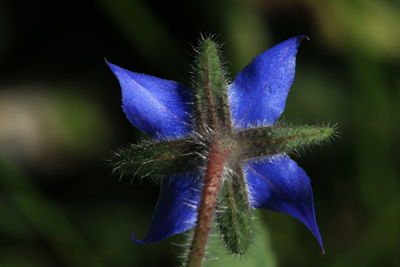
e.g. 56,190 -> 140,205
107,36 -> 326,252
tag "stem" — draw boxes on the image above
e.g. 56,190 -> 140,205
186,141 -> 229,267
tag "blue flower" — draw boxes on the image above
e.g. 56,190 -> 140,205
108,36 -> 324,251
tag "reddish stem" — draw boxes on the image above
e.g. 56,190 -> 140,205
186,141 -> 229,267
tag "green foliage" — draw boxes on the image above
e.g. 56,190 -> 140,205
0,156 -> 107,267
206,217 -> 277,267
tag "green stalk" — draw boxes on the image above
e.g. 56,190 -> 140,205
186,141 -> 230,267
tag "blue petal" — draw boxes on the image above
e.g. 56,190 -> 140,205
244,155 -> 324,251
229,36 -> 307,130
131,172 -> 202,244
107,61 -> 193,140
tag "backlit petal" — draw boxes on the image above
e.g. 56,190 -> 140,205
107,61 -> 193,140
131,172 -> 202,244
229,36 -> 306,129
244,154 -> 324,251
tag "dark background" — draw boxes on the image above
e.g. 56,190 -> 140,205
0,0 -> 399,266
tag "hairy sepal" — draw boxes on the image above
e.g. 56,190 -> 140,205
193,38 -> 232,132
234,125 -> 334,158
110,139 -> 196,180
216,169 -> 254,255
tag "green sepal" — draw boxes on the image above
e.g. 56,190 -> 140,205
109,139 -> 197,179
216,169 -> 253,255
193,38 -> 231,132
234,125 -> 334,158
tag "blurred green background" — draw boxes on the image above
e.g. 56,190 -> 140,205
0,0 -> 399,266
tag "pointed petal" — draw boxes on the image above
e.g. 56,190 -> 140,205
107,61 -> 193,140
229,36 -> 307,129
131,172 -> 202,244
244,155 -> 324,251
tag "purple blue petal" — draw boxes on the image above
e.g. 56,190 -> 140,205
107,61 -> 193,140
131,172 -> 202,244
244,154 -> 324,251
229,36 -> 307,129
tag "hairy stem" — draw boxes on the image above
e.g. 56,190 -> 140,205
186,141 -> 229,267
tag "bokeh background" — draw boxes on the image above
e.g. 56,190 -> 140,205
1,0 -> 399,266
